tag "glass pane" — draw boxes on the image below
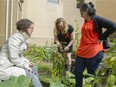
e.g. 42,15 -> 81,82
48,0 -> 59,4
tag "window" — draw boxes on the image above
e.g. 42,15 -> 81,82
48,0 -> 59,4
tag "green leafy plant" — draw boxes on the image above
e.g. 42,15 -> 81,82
73,21 -> 81,53
24,45 -> 44,62
52,51 -> 65,77
0,75 -> 32,87
24,45 -> 76,87
24,45 -> 57,63
83,38 -> 116,87
101,38 -> 116,86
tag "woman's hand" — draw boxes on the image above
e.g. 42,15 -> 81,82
29,62 -> 34,67
58,43 -> 63,51
64,46 -> 69,51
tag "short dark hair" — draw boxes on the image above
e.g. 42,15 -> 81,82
80,2 -> 96,16
16,19 -> 34,32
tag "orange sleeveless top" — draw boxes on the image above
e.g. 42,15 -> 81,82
76,20 -> 104,58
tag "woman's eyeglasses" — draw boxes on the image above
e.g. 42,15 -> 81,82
28,27 -> 34,29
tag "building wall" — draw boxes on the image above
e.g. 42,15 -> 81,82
22,0 -> 79,46
75,0 -> 116,40
0,0 -> 6,47
0,0 -> 23,47
0,0 -> 116,47
96,0 -> 116,39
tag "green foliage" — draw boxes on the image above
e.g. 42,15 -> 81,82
24,45 -> 57,63
107,75 -> 116,87
23,21 -> 83,86
37,61 -> 52,76
102,38 -> 116,86
24,44 -> 75,86
83,38 -> 116,87
52,51 -> 65,77
23,38 -> 116,87
82,70 -> 95,87
73,21 -> 81,53
49,77 -> 65,87
24,45 -> 44,62
0,75 -> 32,87
106,38 -> 116,55
65,71 -> 75,86
39,73 -> 75,87
39,75 -> 50,85
50,82 -> 66,87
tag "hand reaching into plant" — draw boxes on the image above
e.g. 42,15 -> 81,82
58,43 -> 63,51
64,46 -> 69,51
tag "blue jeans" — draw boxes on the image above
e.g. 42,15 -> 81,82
75,51 -> 104,87
25,66 -> 42,87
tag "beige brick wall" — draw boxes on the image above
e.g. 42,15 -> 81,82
96,0 -> 116,39
0,0 -> 23,47
22,0 -> 79,46
1,0 -> 115,47
0,0 -> 6,47
96,0 -> 116,21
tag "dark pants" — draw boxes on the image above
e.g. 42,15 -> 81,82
75,51 -> 104,87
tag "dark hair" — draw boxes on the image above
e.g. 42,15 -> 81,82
80,2 -> 96,16
16,19 -> 34,32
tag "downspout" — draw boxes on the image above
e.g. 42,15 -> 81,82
10,0 -> 13,35
5,0 -> 9,40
